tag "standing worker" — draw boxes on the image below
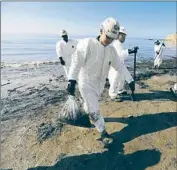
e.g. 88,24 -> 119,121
154,40 -> 165,69
56,30 -> 78,78
66,18 -> 135,146
108,26 -> 138,100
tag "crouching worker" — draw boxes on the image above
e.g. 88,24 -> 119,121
66,17 -> 135,146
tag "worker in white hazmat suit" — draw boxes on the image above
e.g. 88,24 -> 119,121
108,26 -> 138,99
154,40 -> 165,69
56,30 -> 78,78
66,17 -> 135,146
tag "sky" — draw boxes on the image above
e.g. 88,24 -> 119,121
1,2 -> 176,38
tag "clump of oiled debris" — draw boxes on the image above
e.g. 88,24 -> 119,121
36,121 -> 65,143
37,113 -> 92,143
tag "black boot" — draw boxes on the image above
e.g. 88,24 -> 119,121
110,96 -> 123,102
100,130 -> 113,146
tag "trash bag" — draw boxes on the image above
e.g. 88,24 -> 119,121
58,95 -> 81,123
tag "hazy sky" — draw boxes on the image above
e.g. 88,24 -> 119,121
1,2 -> 176,38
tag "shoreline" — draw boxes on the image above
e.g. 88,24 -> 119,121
1,58 -> 176,121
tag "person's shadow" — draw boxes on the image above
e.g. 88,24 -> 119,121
120,90 -> 177,102
28,112 -> 177,170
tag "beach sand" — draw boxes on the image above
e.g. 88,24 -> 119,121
1,59 -> 177,170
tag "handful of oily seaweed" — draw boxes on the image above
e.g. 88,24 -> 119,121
57,95 -> 92,128
58,95 -> 81,123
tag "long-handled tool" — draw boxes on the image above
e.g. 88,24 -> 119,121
130,47 -> 139,101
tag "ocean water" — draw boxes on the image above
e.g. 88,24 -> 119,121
1,34 -> 176,67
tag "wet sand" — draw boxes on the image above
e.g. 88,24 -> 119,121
1,58 -> 177,170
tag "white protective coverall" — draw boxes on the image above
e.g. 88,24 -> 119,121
108,40 -> 133,98
173,83 -> 177,92
68,38 -> 133,132
56,39 -> 78,77
154,43 -> 164,67
171,83 -> 177,97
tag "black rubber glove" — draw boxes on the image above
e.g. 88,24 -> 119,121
105,78 -> 110,88
59,57 -> 65,66
128,46 -> 139,54
129,81 -> 135,92
67,80 -> 76,96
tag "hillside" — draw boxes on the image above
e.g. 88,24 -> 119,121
164,33 -> 177,44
